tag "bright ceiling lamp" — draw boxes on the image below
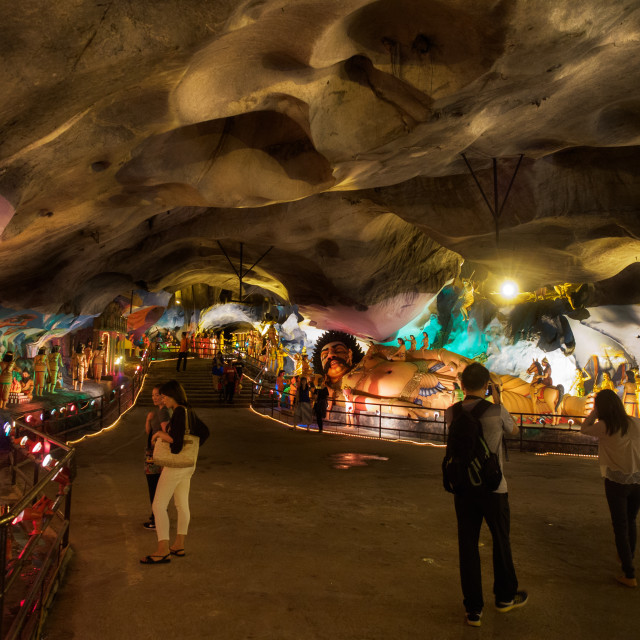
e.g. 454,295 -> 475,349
500,280 -> 519,299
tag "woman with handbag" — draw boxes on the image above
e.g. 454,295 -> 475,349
141,379 -> 202,565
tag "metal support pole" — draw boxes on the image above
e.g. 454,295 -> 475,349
62,486 -> 72,548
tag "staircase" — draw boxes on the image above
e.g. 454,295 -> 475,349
136,358 -> 254,408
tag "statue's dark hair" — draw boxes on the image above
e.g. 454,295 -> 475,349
312,331 -> 364,374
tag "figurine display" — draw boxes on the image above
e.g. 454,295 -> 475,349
84,340 -> 94,373
312,330 -> 579,422
597,372 -> 615,392
526,358 -> 559,416
33,347 -> 48,396
71,344 -> 87,391
388,338 -> 407,361
459,278 -> 475,321
569,367 -> 591,397
92,344 -> 105,381
19,370 -> 34,400
46,346 -> 63,393
0,352 -> 15,408
622,370 -> 638,417
420,331 -> 429,351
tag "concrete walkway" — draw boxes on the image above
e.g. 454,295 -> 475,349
42,406 -> 638,640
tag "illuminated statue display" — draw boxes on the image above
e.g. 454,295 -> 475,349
459,278 -> 475,321
312,331 -> 574,421
0,352 -> 15,408
622,370 -> 638,417
92,344 -> 105,381
569,367 -> 591,397
526,358 -> 562,416
46,346 -> 63,393
20,370 -> 34,400
33,347 -> 48,396
71,344 -> 87,391
597,372 -> 615,392
388,338 -> 407,361
83,341 -> 94,376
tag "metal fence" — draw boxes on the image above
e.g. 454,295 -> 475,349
250,383 -> 598,456
0,351 -> 153,639
0,422 -> 74,640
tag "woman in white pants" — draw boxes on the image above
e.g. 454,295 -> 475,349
141,379 -> 195,565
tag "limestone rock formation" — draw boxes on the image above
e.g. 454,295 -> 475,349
1,0 -> 639,337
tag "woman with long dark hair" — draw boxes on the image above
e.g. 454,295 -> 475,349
582,389 -> 640,587
140,379 -> 202,565
294,376 -> 312,427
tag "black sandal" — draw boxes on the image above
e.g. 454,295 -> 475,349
140,554 -> 170,565
170,548 -> 185,557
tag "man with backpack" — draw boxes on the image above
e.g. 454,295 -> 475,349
443,362 -> 527,627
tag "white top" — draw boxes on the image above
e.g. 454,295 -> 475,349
581,415 -> 640,484
445,398 -> 517,493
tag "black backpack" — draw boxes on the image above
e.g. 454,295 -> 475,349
442,399 -> 503,495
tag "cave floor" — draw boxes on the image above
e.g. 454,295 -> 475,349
42,405 -> 637,640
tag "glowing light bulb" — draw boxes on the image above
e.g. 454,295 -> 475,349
500,280 -> 519,299
31,442 -> 43,454
42,454 -> 52,467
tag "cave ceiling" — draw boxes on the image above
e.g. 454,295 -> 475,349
1,0 -> 639,339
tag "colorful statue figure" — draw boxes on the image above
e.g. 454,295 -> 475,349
84,340 -> 94,373
552,283 -> 579,310
0,352 -> 15,408
527,358 -> 554,415
47,346 -> 63,393
33,347 -> 48,396
622,369 -> 638,417
569,367 -> 591,397
312,330 -> 568,422
71,344 -> 87,391
460,279 -> 475,321
277,345 -> 287,374
388,338 -> 407,361
300,352 -> 312,378
420,331 -> 429,351
408,335 -> 417,353
598,372 -> 615,392
267,342 -> 278,373
92,345 -> 105,381
20,370 -> 34,400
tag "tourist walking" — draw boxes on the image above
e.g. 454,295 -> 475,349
294,377 -> 313,427
444,362 -> 527,627
222,360 -> 238,403
314,379 -> 329,433
582,389 -> 640,587
176,332 -> 189,372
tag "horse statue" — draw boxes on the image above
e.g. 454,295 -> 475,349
524,359 -> 564,419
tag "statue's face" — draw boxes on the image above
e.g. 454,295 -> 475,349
320,341 -> 352,383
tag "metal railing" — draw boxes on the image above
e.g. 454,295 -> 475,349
10,353 -> 152,443
0,422 -> 75,640
0,351 -> 153,639
250,383 -> 597,456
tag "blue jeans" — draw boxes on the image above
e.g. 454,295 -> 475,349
604,479 -> 640,579
454,491 -> 518,613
